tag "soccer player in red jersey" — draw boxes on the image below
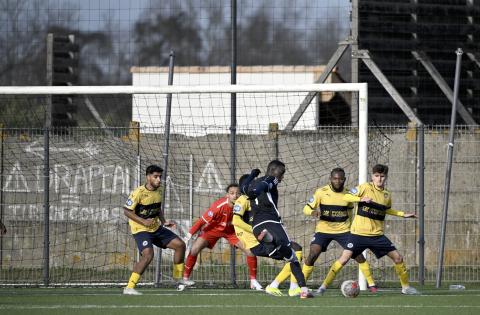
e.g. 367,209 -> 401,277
182,183 -> 262,290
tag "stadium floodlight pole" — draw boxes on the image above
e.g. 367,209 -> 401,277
230,0 -> 238,287
436,48 -> 463,288
155,51 -> 176,288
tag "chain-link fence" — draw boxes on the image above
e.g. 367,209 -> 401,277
0,125 -> 478,287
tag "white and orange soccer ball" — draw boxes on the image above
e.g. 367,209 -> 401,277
340,280 -> 360,298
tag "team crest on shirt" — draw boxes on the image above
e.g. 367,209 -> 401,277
142,240 -> 148,246
233,205 -> 242,213
208,210 -> 213,217
349,188 -> 358,194
347,242 -> 353,248
308,197 -> 314,203
126,199 -> 133,206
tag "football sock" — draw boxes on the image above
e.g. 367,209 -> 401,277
173,263 -> 184,280
274,262 -> 292,284
127,272 -> 141,289
394,262 -> 409,288
358,261 -> 375,286
246,256 -> 258,280
302,264 -> 314,281
322,260 -> 343,288
183,255 -> 197,279
290,261 -> 306,287
289,281 -> 299,290
290,250 -> 303,284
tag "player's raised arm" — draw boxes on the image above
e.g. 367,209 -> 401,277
246,176 -> 278,199
240,169 -> 261,195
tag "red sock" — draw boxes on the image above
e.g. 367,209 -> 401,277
183,255 -> 197,279
246,256 -> 257,280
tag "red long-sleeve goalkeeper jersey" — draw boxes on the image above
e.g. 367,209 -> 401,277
189,197 -> 235,235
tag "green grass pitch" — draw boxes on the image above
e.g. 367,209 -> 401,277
1,285 -> 479,315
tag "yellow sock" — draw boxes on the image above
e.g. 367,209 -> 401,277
274,263 -> 292,284
127,272 -> 141,289
322,260 -> 343,288
173,263 -> 184,280
302,264 -> 314,281
394,262 -> 409,288
290,251 -> 303,283
358,261 -> 375,286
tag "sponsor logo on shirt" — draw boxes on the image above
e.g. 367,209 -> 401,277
308,197 -> 314,203
349,188 -> 358,194
126,199 -> 133,206
233,205 -> 242,213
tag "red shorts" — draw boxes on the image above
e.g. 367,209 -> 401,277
199,230 -> 240,249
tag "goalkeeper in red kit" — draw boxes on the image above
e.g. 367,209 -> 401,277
182,183 -> 263,290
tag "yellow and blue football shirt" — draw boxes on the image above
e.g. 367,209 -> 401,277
232,195 -> 259,249
346,182 -> 404,236
124,185 -> 163,234
303,184 -> 353,234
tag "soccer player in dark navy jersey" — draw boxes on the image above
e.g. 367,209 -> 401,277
245,160 -> 313,299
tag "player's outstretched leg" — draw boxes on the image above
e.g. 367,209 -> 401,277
316,249 -> 352,295
247,256 -> 263,290
355,254 -> 377,293
287,243 -> 303,297
388,250 -> 419,295
124,247 -> 154,295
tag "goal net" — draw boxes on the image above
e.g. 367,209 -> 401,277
0,83 -> 391,287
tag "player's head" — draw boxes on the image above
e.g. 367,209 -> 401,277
330,167 -> 346,192
225,183 -> 240,204
371,164 -> 388,188
145,164 -> 163,189
266,160 -> 285,182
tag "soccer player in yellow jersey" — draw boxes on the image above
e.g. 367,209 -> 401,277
233,170 -> 303,296
317,164 -> 419,295
123,165 -> 187,295
301,168 -> 377,293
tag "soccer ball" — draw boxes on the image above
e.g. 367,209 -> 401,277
340,280 -> 360,298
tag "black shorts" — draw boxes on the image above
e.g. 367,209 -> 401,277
133,227 -> 178,252
252,221 -> 291,247
346,234 -> 397,259
310,232 -> 350,252
250,243 -> 285,260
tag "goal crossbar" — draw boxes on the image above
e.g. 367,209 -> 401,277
0,83 -> 366,95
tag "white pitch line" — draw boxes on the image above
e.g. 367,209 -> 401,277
0,292 -> 252,296
3,292 -> 480,297
1,305 -> 480,310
